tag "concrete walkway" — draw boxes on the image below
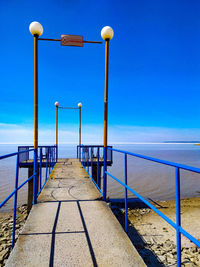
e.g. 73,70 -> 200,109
6,159 -> 146,267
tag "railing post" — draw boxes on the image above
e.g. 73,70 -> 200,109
124,153 -> 128,232
50,147 -> 52,172
12,154 -> 19,248
97,147 -> 100,187
46,148 -> 49,181
91,147 -> 93,177
87,148 -> 89,172
79,145 -> 81,162
33,148 -> 38,204
175,167 -> 181,267
39,147 -> 42,191
56,144 -> 58,162
103,147 -> 107,201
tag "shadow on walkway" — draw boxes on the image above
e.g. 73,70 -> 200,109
111,204 -> 165,267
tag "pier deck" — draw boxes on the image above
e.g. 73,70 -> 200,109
6,159 -> 145,267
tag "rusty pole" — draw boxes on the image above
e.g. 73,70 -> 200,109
34,35 -> 38,150
79,107 -> 81,145
104,39 -> 109,148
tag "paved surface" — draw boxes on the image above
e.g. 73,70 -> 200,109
6,159 -> 146,267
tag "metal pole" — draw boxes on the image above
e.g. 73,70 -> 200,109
175,167 -> 181,267
79,107 -> 81,145
33,35 -> 38,204
103,39 -> 109,201
56,106 -> 58,146
12,154 -> 19,248
124,153 -> 128,232
104,39 -> 109,148
56,106 -> 58,161
34,35 -> 38,150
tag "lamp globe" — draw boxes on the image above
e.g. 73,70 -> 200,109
29,21 -> 43,36
101,26 -> 114,40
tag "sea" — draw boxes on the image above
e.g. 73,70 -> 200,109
1,143 -> 200,212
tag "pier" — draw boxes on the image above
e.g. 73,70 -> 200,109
1,145 -> 200,267
5,158 -> 145,266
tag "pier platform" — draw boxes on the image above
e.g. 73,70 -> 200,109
6,159 -> 145,266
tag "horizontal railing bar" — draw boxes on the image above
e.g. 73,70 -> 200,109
105,170 -> 200,249
179,226 -> 200,247
0,149 -> 35,160
105,171 -> 177,229
82,165 -> 103,195
108,148 -> 200,174
0,190 -> 16,208
37,163 -> 56,197
17,175 -> 34,191
0,175 -> 34,208
78,145 -> 112,148
18,145 -> 56,148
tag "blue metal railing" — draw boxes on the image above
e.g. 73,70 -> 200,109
77,145 -> 113,165
77,145 -> 113,194
79,145 -> 200,267
104,147 -> 200,267
0,145 -> 57,248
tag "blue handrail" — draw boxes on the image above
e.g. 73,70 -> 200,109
0,145 -> 57,249
79,145 -> 200,267
104,147 -> 200,267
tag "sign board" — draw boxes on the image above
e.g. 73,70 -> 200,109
61,35 -> 83,47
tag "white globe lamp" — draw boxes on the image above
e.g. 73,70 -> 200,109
78,102 -> 82,108
55,101 -> 59,107
101,26 -> 114,40
29,21 -> 43,36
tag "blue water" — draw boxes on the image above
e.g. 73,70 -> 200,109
1,144 -> 200,211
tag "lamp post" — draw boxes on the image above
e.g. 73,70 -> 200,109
29,20 -> 101,152
78,102 -> 82,145
55,101 -> 59,161
101,26 -> 114,201
29,21 -> 43,204
59,104 -> 82,143
29,21 -> 43,150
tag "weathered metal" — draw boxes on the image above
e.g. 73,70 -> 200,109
61,34 -> 83,47
79,106 -> 81,145
34,35 -> 38,150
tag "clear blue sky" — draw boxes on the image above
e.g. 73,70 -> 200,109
1,0 -> 200,144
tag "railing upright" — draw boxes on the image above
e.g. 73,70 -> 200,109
51,148 -> 52,171
12,154 -> 19,248
103,147 -> 107,201
87,148 -> 89,172
97,147 -> 100,187
39,148 -> 42,191
124,153 -> 128,233
91,147 -> 93,177
46,148 -> 49,181
175,167 -> 181,267
33,148 -> 38,204
79,145 -> 81,162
